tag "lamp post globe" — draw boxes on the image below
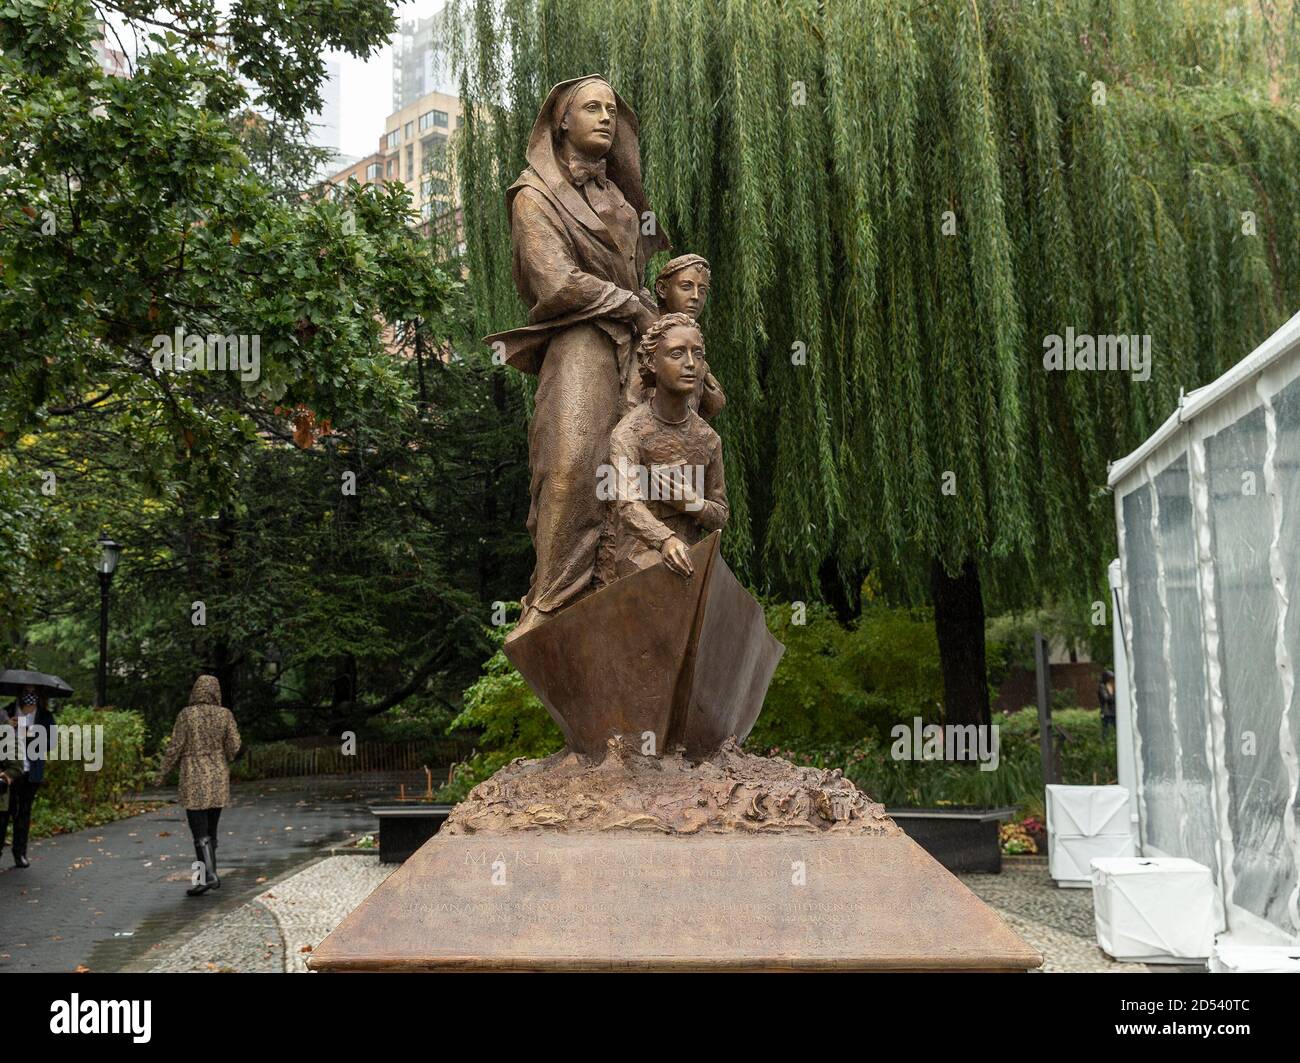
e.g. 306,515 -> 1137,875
95,534 -> 122,707
96,534 -> 122,577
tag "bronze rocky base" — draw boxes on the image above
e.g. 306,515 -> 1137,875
443,735 -> 901,837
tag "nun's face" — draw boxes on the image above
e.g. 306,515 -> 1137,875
562,81 -> 617,158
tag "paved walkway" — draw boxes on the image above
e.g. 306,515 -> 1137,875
0,775 -> 414,973
146,854 -> 392,973
960,858 -> 1157,972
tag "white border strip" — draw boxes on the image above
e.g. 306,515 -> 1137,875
1190,431 -> 1235,920
1146,451 -> 1187,854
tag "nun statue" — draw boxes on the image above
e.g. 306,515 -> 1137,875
486,75 -> 670,640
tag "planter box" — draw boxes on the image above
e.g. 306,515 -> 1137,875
885,807 -> 1017,874
371,804 -> 453,864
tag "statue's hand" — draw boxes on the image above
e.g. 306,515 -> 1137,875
660,536 -> 694,578
633,304 -> 656,335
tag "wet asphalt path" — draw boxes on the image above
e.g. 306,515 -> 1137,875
0,775 -> 412,973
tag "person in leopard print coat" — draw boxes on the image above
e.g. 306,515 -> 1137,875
156,674 -> 240,896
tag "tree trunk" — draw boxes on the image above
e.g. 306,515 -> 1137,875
818,554 -> 865,624
930,558 -> 989,728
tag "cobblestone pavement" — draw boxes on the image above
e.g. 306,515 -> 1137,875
958,857 -> 1154,973
144,855 -> 393,973
962,857 -> 1208,973
141,852 -> 1201,973
0,774 -> 420,973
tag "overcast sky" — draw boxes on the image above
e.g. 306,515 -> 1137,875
334,0 -> 445,158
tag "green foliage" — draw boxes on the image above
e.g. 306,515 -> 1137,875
1,1 -> 533,736
776,708 -> 1115,814
447,626 -> 563,758
751,602 -> 943,750
985,603 -> 1112,684
436,625 -> 563,800
441,603 -> 946,792
451,0 -> 1300,612
27,705 -> 153,838
441,599 -> 1114,811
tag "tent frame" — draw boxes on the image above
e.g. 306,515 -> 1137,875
1110,310 -> 1300,945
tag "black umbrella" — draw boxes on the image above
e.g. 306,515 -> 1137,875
0,669 -> 75,698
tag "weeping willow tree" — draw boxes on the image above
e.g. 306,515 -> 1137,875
450,0 -> 1300,725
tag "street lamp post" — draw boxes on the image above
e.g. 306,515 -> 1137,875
95,534 -> 122,708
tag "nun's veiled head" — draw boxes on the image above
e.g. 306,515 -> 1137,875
555,77 -> 617,159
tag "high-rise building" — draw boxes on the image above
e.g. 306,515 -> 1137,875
381,90 -> 463,230
306,59 -> 354,184
391,8 -> 457,112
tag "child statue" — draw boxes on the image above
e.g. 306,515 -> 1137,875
645,253 -> 726,420
608,313 -> 728,579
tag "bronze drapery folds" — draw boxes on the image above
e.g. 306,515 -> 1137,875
487,76 -> 669,634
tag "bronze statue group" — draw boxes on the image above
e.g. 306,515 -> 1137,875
6,75 -> 718,892
488,75 -> 732,642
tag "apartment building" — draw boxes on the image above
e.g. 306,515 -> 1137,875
380,90 -> 463,229
326,149 -> 388,191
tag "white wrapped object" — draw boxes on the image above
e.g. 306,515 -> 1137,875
1046,785 -> 1134,886
1209,944 -> 1300,973
1091,857 -> 1221,962
1052,833 -> 1137,887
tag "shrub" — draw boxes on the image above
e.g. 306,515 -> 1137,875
27,704 -> 153,838
750,601 -> 944,751
776,707 -> 1116,814
435,626 -> 563,802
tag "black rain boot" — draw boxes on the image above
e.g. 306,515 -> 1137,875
208,836 -> 220,890
186,837 -> 214,896
13,851 -> 29,869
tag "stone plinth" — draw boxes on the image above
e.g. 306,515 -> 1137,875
308,831 -> 1043,972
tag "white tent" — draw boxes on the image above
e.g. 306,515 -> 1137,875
1109,308 -> 1300,945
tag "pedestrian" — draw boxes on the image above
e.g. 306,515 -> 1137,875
0,685 -> 55,868
154,674 -> 240,896
1099,668 -> 1117,737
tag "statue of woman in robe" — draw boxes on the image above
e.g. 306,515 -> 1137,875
486,75 -> 670,640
